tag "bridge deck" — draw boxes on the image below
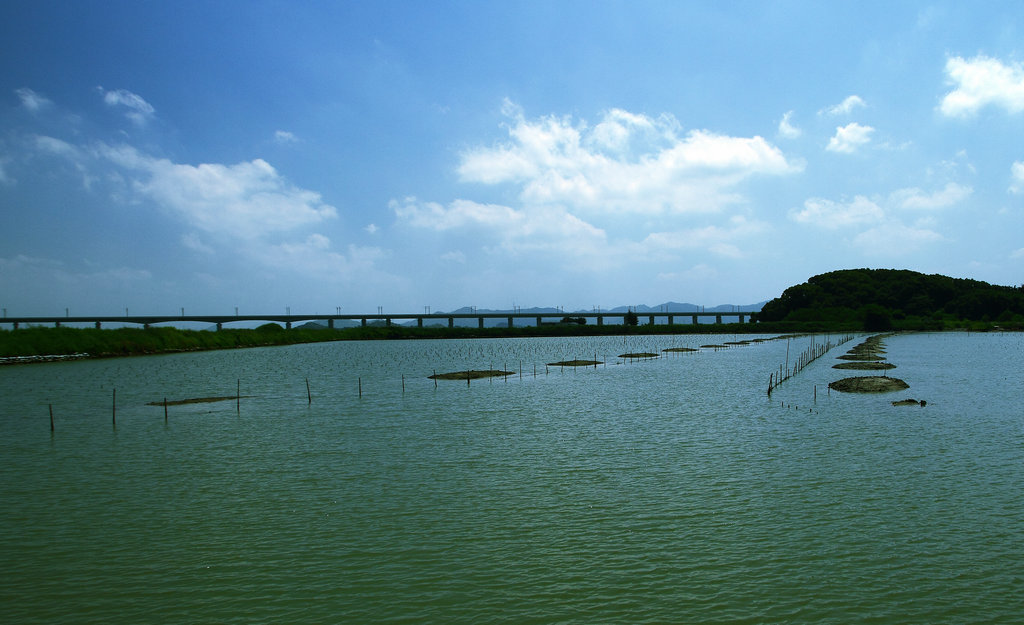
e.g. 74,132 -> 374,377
3,311 -> 753,329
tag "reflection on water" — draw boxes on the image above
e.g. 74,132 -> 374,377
1,332 -> 1022,624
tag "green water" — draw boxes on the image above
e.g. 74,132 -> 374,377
1,332 -> 1022,623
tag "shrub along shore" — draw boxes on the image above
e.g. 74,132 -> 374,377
1,317 -> 1016,363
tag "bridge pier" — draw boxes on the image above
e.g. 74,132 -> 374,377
597,315 -> 603,326
216,322 -> 222,331
418,318 -> 423,328
668,315 -> 674,325
328,318 -> 335,329
507,316 -> 514,328
95,321 -> 101,329
479,317 -> 484,329
738,314 -> 745,324
286,321 -> 292,330
536,316 -> 542,326
715,315 -> 722,324
648,315 -> 655,325
692,314 -> 698,324
386,318 -> 392,327
448,317 -> 454,328
55,321 -> 61,328
362,318 -> 367,327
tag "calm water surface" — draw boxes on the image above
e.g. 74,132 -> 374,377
1,332 -> 1022,623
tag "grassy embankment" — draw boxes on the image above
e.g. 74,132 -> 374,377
2,314 -> 1015,362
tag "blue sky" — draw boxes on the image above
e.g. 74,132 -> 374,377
2,1 -> 1023,317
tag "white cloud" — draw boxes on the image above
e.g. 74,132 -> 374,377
33,135 -> 95,188
440,250 -> 466,263
642,216 -> 768,259
0,160 -> 12,186
852,222 -> 944,256
365,223 -> 379,234
100,88 -> 155,125
274,130 -> 299,144
940,55 -> 1024,117
826,122 -> 874,153
392,196 -> 608,262
264,235 -> 385,276
822,95 -> 866,116
34,135 -> 81,159
181,232 -> 214,254
778,111 -> 801,139
1010,247 -> 1024,259
1010,161 -> 1024,194
891,182 -> 972,209
15,87 -> 51,112
392,197 -> 523,231
790,196 -> 885,229
456,103 -> 799,215
97,144 -> 337,239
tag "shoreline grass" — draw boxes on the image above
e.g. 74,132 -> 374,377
1,318 -> 1018,363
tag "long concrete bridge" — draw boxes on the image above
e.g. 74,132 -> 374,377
2,310 -> 753,330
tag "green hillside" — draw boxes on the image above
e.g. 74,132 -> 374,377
755,269 -> 1024,330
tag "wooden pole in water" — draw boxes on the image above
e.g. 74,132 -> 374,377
236,379 -> 240,414
112,388 -> 116,427
402,374 -> 405,393
433,370 -> 437,389
306,378 -> 312,404
164,397 -> 168,422
358,377 -> 362,398
49,404 -> 54,432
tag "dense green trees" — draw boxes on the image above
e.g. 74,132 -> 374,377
756,269 -> 1024,330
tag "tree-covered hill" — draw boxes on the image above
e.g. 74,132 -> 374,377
755,269 -> 1024,330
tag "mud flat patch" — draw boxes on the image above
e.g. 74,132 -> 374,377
837,353 -> 887,361
662,347 -> 698,353
829,376 -> 909,393
833,361 -> 896,370
619,352 -> 659,359
892,398 -> 926,407
548,359 -> 602,367
429,369 -> 514,381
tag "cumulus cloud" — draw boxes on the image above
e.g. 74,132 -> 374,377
274,130 -> 299,144
264,234 -> 385,276
1010,161 -> 1024,194
940,55 -> 1024,117
182,232 -> 214,254
100,88 -> 155,125
642,216 -> 768,260
440,250 -> 466,263
15,87 -> 51,112
791,191 -> 947,257
456,101 -> 799,215
852,222 -> 944,256
826,122 -> 874,153
778,111 -> 801,139
822,95 -> 866,116
392,196 -> 608,262
891,182 -> 972,209
96,143 -> 337,239
790,195 -> 885,228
